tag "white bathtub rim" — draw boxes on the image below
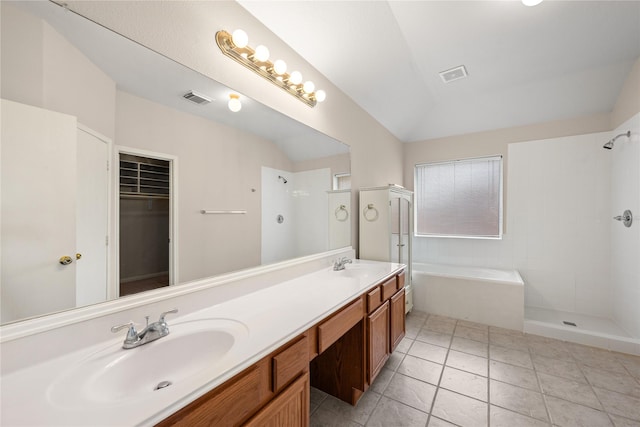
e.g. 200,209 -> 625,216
413,262 -> 524,287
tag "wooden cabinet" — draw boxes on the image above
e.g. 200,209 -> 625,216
245,372 -> 309,427
157,335 -> 309,427
156,363 -> 264,426
367,301 -> 389,383
159,270 -> 406,425
390,288 -> 406,352
317,298 -> 363,354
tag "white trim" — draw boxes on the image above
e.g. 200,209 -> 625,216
114,146 -> 178,295
0,247 -> 353,342
76,124 -> 116,301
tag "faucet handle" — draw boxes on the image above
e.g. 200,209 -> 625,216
111,321 -> 138,343
159,308 -> 178,323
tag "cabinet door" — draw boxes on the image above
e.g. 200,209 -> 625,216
390,289 -> 406,352
367,301 -> 389,384
245,372 -> 309,427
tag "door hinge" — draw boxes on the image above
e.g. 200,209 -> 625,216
105,236 -> 109,246
106,160 -> 110,171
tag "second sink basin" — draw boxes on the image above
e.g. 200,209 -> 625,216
47,318 -> 249,408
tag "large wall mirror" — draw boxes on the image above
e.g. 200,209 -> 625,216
0,1 -> 351,325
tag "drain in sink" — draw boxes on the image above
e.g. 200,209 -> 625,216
154,380 -> 173,391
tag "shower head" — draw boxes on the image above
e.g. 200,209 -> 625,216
278,175 -> 288,184
603,130 -> 631,150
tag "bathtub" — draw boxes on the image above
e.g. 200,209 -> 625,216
412,263 -> 524,331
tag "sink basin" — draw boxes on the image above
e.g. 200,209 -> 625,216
47,318 -> 248,408
334,263 -> 387,279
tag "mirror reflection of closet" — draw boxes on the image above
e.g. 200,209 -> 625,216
118,153 -> 171,296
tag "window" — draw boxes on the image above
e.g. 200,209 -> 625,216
414,156 -> 502,239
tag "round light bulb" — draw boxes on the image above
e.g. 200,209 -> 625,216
303,81 -> 315,94
254,45 -> 270,62
521,0 -> 543,6
315,90 -> 326,103
289,71 -> 302,85
228,94 -> 242,112
231,29 -> 248,48
273,59 -> 287,75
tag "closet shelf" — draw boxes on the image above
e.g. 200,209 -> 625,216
119,159 -> 170,198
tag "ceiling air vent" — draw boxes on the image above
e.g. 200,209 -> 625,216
183,90 -> 212,105
439,65 -> 468,83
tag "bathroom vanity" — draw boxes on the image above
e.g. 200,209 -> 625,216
159,269 -> 405,426
0,256 -> 405,426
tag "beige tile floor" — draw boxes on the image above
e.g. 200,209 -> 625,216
310,311 -> 640,427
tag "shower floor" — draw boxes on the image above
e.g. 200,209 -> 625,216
524,306 -> 639,355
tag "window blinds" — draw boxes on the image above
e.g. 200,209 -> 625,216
415,156 -> 502,238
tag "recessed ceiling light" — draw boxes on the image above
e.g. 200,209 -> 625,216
439,65 -> 468,84
522,0 -> 543,6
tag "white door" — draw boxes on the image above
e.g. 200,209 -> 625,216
75,127 -> 109,306
1,99 -> 77,322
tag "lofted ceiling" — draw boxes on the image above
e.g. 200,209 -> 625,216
239,1 -> 640,143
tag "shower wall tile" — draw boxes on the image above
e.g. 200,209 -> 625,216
506,132 -> 613,319
610,112 -> 640,339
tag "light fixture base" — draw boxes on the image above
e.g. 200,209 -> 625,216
216,30 -> 319,107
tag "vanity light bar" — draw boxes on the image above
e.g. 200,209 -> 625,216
215,30 -> 325,108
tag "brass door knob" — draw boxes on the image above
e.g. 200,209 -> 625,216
59,256 -> 73,265
76,253 -> 82,260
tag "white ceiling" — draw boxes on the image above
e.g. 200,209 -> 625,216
239,1 -> 640,142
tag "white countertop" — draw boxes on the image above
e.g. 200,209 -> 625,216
1,259 -> 404,426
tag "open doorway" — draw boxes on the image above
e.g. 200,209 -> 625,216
118,151 -> 174,296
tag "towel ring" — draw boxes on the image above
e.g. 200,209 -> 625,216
334,205 -> 349,222
363,203 -> 379,222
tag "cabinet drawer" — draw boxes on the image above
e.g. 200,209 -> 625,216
245,372 -> 309,427
272,335 -> 308,393
158,365 -> 260,426
381,277 -> 397,301
366,287 -> 382,313
397,272 -> 405,290
318,297 -> 364,353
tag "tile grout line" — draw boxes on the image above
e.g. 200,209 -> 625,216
487,325 -> 491,427
568,345 -> 618,426
529,341 -> 553,426
425,315 -> 456,427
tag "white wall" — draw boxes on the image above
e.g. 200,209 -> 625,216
116,91 -> 293,282
0,2 -> 116,140
508,132 -> 612,317
328,191 -> 352,250
294,168 -> 330,257
261,167 -> 330,264
261,167 -> 294,264
610,113 -> 640,338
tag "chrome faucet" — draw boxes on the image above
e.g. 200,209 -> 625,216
333,257 -> 353,271
111,308 -> 178,349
